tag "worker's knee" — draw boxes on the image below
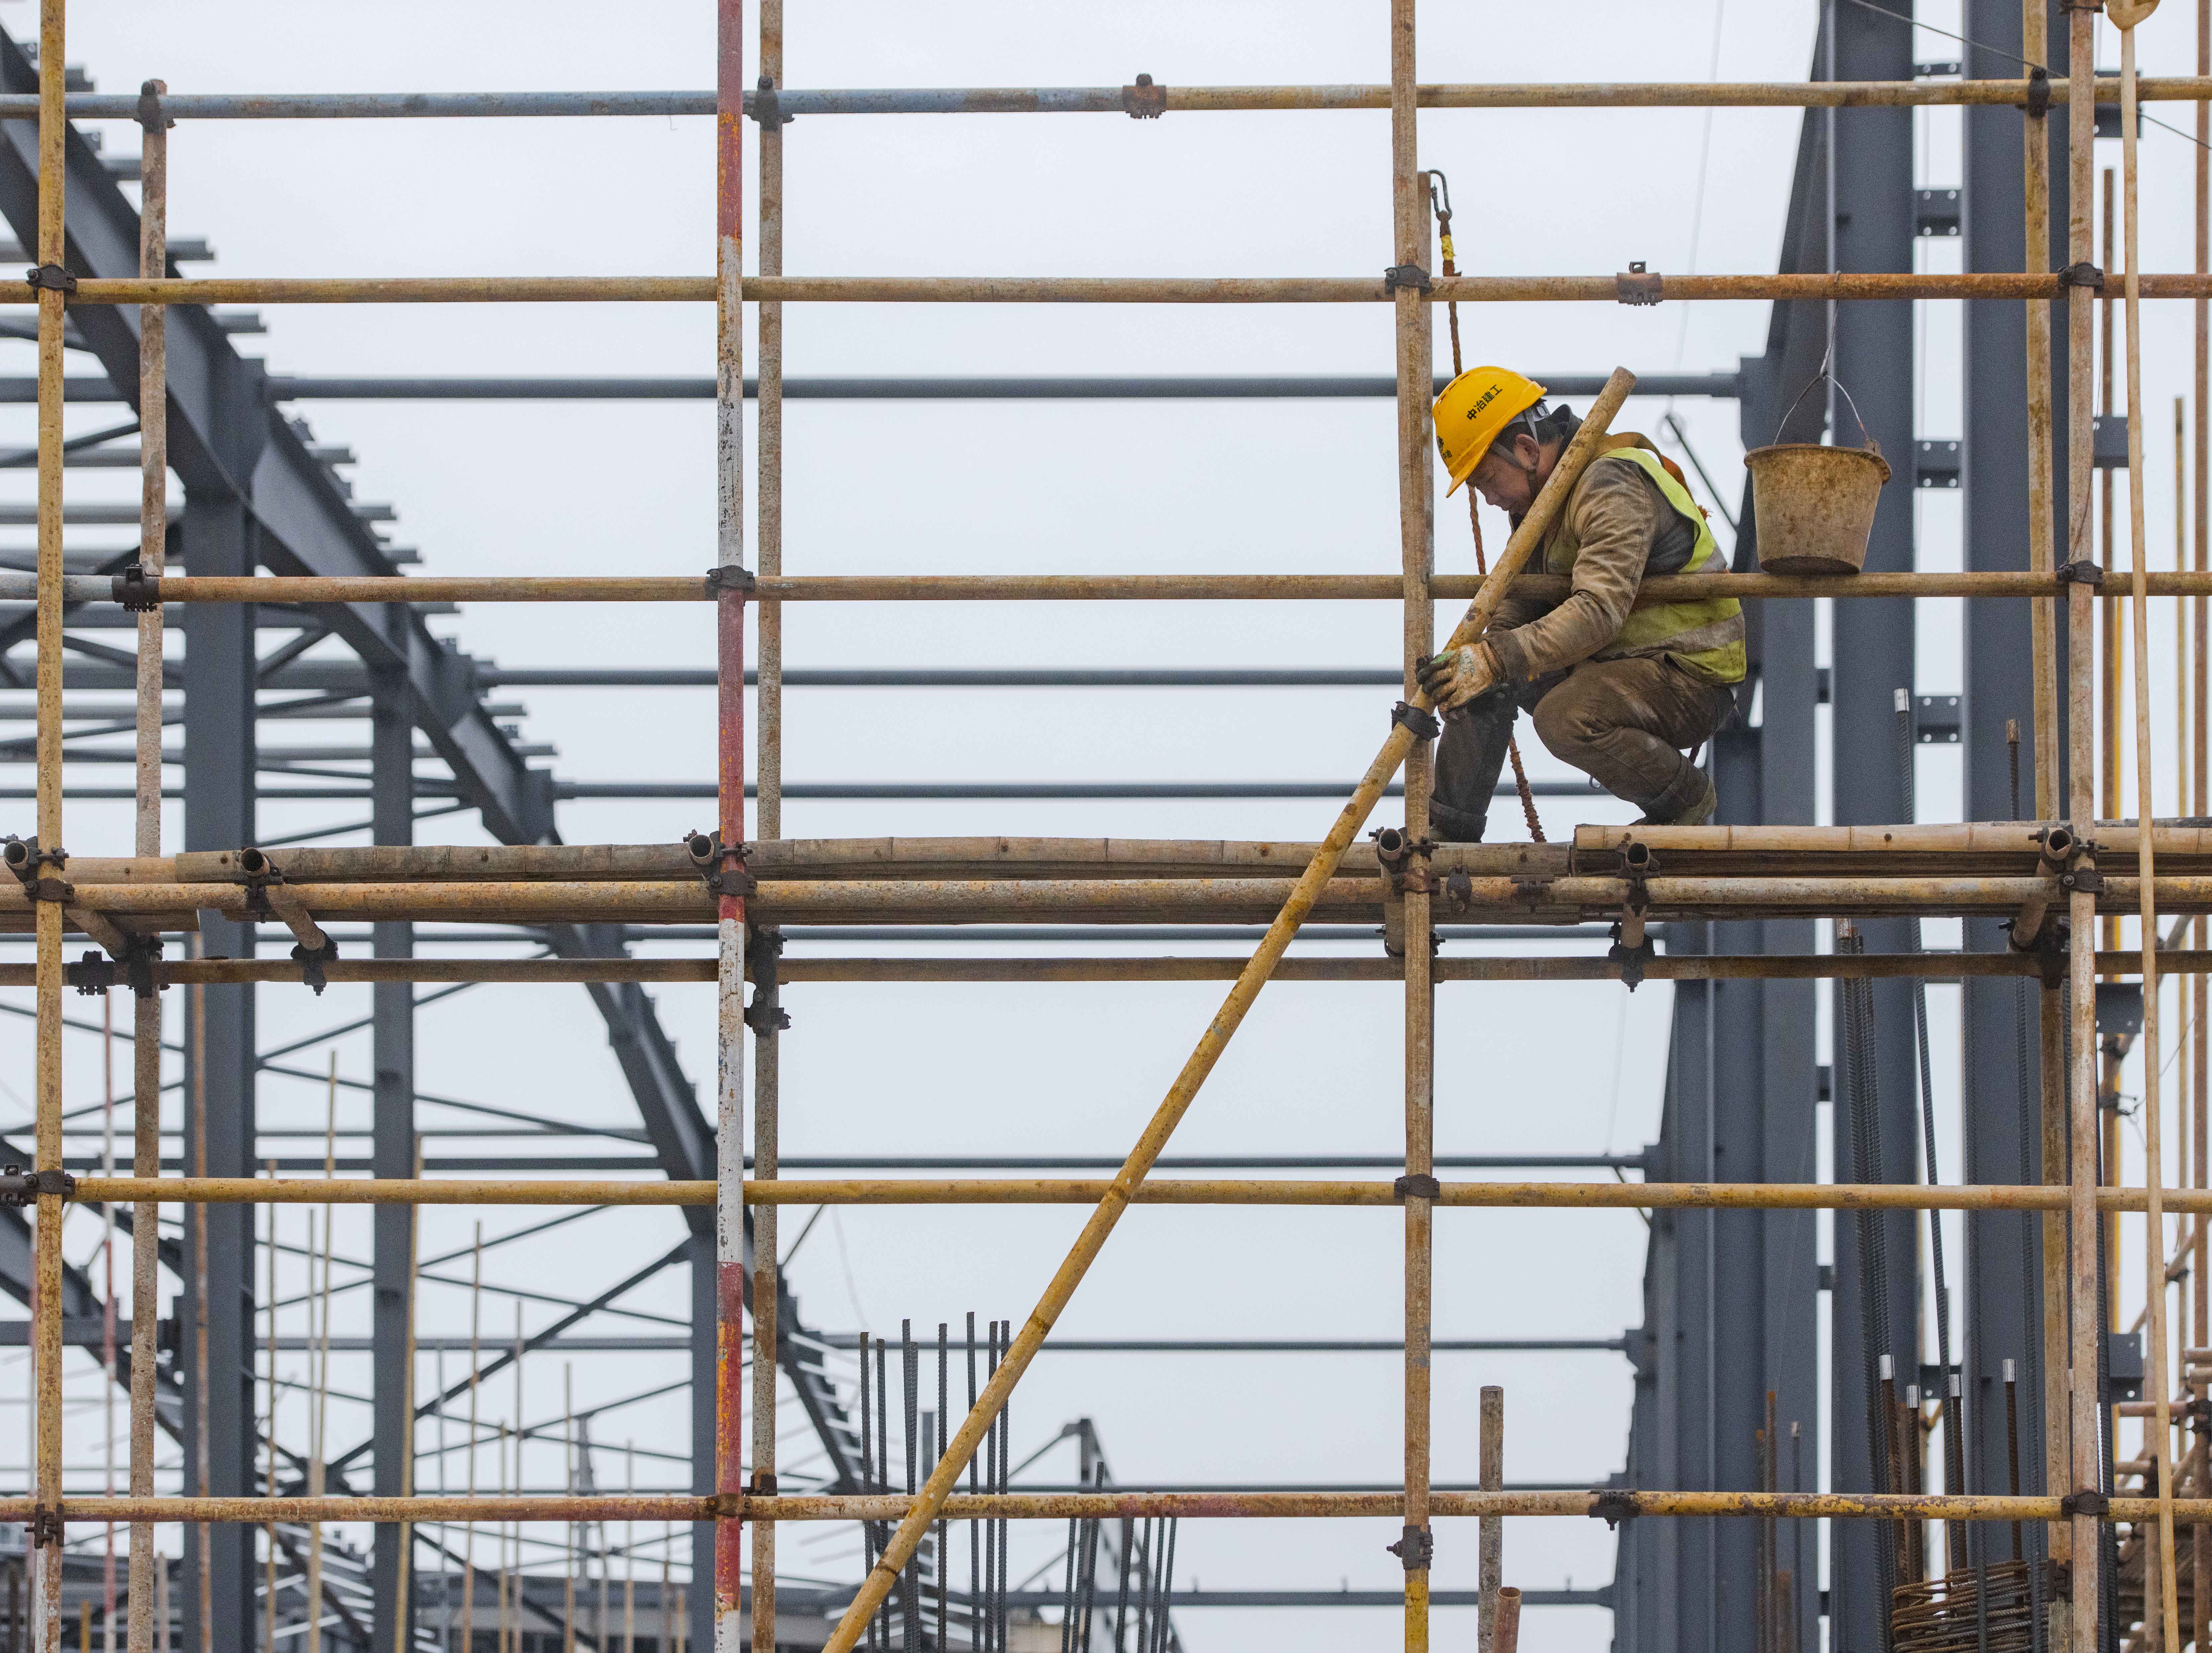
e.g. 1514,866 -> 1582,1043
1529,679 -> 1609,761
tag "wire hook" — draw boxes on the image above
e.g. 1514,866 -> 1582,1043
1424,168 -> 1451,222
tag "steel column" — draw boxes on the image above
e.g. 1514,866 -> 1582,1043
369,656 -> 415,1646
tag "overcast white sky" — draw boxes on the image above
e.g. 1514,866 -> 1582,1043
0,3 -> 2208,1649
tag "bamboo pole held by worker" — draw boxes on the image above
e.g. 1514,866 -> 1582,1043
815,368 -> 1640,1653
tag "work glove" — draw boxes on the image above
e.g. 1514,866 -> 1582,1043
1415,642 -> 1498,713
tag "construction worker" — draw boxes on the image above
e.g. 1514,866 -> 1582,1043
1415,367 -> 1744,839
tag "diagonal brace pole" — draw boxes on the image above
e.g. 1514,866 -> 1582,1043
816,365 -> 1641,1653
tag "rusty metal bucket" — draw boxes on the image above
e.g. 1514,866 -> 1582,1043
1745,441 -> 1892,575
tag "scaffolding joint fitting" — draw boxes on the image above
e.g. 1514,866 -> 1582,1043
2059,1487 -> 2109,1518
25,1507 -> 61,1549
1382,265 -> 1433,295
1590,1488 -> 1639,1529
703,564 -> 756,601
23,264 -> 73,295
1393,1173 -> 1441,1202
290,937 -> 339,995
2057,261 -> 2105,292
687,829 -> 755,897
744,922 -> 789,1034
1122,74 -> 1167,119
1385,1524 -> 1433,1570
2025,66 -> 2052,118
1444,867 -> 1474,914
1509,873 -> 1553,909
1608,924 -> 1656,991
0,1166 -> 76,1207
68,949 -> 116,995
3,835 -> 70,903
136,79 -> 173,133
749,75 -> 794,130
709,1491 -> 746,1519
112,562 -> 161,611
1391,700 -> 1439,742
748,1471 -> 778,1496
1616,262 -> 1662,306
2055,558 -> 2104,589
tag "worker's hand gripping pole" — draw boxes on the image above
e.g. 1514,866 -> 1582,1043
813,366 -> 1639,1653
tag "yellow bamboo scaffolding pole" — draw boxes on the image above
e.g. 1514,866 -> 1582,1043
1387,2 -> 1434,1645
461,1225 -> 481,1653
43,272 -> 2212,307
2116,10 -> 2181,1643
811,366 -> 1642,1653
31,0 -> 65,1645
2193,6 -> 2209,1639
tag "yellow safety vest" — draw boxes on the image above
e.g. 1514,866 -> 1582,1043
1539,437 -> 1747,685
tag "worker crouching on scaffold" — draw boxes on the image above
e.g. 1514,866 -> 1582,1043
1415,367 -> 1745,839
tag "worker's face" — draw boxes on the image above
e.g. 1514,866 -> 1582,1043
1469,433 -> 1543,515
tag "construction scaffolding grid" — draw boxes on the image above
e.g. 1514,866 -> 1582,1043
5,2 -> 2212,1652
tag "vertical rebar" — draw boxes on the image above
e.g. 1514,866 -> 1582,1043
30,0 -> 65,1645
462,1225 -> 482,1653
900,1323 -> 919,1653
713,3 -> 750,1653
2064,0 -> 2103,1637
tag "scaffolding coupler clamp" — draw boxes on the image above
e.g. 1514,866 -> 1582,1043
2059,1487 -> 2109,1518
2055,558 -> 2103,589
2025,65 -> 2052,118
69,950 -> 116,995
136,79 -> 173,134
23,264 -> 74,295
1382,264 -> 1432,295
1385,1524 -> 1433,1570
2055,839 -> 2103,895
687,829 -> 756,898
1391,701 -> 1439,742
1392,1173 -> 1441,1202
749,75 -> 794,129
112,562 -> 161,611
2057,260 -> 2105,292
1444,867 -> 1474,915
1609,847 -> 1654,988
703,564 -> 756,600
3,836 -> 71,904
1122,73 -> 1167,118
25,1507 -> 61,1549
1590,1488 -> 1639,1529
290,937 -> 339,995
0,1166 -> 76,1207
1616,261 -> 1662,306
744,924 -> 790,1034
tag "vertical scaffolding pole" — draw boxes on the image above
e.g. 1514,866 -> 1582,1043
713,7 -> 749,1653
1387,2 -> 1433,1648
126,71 -> 165,1653
30,0 -> 63,1646
2195,5 -> 2211,1646
749,6 -> 783,1650
2064,0 -> 2102,1642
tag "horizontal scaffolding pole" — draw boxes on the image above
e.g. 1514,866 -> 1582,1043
13,569 -> 2212,605
55,1175 -> 2212,1216
1,1489 -> 2206,1525
51,272 -> 2212,306
4,78 -> 2206,121
0,373 -> 1739,405
0,950 -> 2184,987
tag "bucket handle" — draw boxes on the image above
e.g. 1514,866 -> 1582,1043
1774,358 -> 1879,457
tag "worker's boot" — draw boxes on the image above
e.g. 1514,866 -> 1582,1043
1636,762 -> 1716,827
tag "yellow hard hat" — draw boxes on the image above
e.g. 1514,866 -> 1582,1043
1433,366 -> 1547,496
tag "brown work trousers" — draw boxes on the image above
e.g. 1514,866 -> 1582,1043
1430,653 -> 1737,841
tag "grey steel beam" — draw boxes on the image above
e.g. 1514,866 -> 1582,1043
1819,9 -> 1925,1650
1959,0 -> 2071,1574
369,668 -> 415,1643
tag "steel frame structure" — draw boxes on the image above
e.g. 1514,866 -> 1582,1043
1,3 -> 2209,1653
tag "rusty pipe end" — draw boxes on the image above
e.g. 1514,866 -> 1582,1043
1622,841 -> 1653,873
1375,827 -> 1409,866
1,838 -> 30,873
685,830 -> 718,866
2038,825 -> 2075,868
236,847 -> 271,878
1494,1587 -> 1523,1653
